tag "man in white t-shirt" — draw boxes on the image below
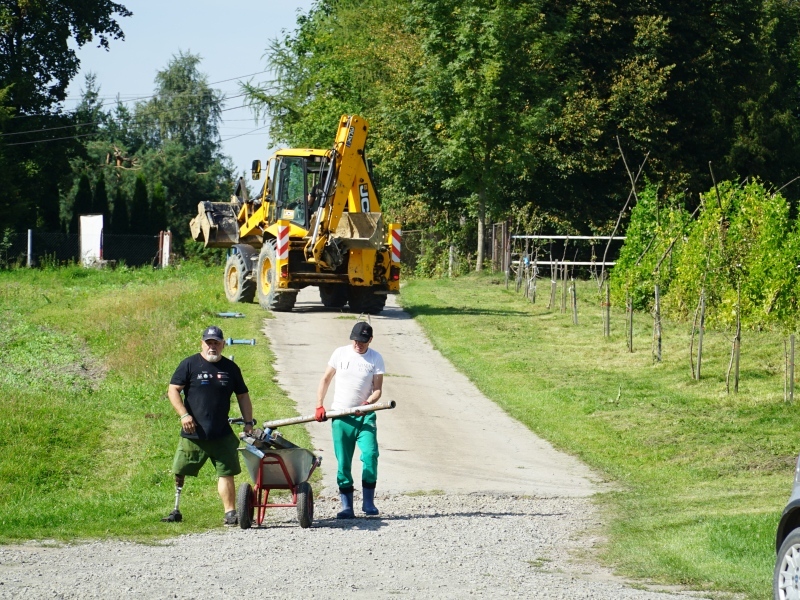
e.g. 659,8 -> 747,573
315,321 -> 385,518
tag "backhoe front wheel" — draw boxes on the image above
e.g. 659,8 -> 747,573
256,241 -> 297,312
224,252 -> 256,303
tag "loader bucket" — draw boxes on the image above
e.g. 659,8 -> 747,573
335,212 -> 385,250
189,201 -> 241,248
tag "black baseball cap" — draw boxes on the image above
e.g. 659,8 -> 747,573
202,325 -> 224,342
350,322 -> 373,343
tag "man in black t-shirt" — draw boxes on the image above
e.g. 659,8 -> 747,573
161,325 -> 255,526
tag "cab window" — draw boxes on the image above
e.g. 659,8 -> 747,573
275,157 -> 307,227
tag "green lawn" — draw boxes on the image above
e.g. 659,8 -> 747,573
0,262 -> 309,541
399,273 -> 790,599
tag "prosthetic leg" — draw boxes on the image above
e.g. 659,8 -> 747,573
161,475 -> 185,522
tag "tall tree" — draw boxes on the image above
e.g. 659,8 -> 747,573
128,174 -> 149,235
110,187 -> 128,234
93,172 -> 108,221
69,174 -> 93,234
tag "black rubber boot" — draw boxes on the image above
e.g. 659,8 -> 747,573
337,491 -> 355,519
362,487 -> 379,516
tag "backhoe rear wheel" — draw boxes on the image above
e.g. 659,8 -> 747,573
347,286 -> 387,315
319,284 -> 348,308
256,241 -> 298,312
224,252 -> 255,303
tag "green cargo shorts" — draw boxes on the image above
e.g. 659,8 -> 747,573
172,434 -> 241,477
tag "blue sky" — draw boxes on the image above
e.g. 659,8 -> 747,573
65,0 -> 315,177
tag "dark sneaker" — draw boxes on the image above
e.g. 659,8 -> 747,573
223,510 -> 238,526
161,509 -> 182,523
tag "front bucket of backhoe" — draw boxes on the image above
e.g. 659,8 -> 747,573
335,212 -> 384,249
189,201 -> 241,248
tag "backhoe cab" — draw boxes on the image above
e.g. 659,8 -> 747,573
189,115 -> 401,313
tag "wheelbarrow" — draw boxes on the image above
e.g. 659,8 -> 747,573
230,400 -> 396,529
230,419 -> 321,529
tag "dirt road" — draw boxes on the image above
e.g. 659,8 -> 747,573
266,289 -> 600,497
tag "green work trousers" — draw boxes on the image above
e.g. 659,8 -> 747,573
332,412 -> 378,492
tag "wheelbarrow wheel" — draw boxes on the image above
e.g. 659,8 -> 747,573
237,482 -> 254,530
296,481 -> 313,529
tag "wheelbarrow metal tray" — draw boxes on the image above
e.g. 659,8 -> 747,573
240,445 -> 316,486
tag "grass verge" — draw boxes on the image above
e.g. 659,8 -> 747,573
400,273 -> 789,599
0,262 -> 310,542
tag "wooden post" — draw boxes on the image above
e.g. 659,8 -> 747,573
654,283 -> 662,363
548,260 -> 558,309
696,290 -> 705,379
604,281 -> 610,338
561,263 -> 567,313
627,292 -> 633,352
789,334 -> 794,403
571,278 -> 578,325
449,244 -> 454,278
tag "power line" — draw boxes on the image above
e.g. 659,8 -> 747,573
11,69 -> 273,119
1,92 -> 255,139
220,125 -> 269,142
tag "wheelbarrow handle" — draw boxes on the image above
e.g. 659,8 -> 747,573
261,400 -> 397,429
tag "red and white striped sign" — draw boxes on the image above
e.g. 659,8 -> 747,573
391,228 -> 402,263
277,223 -> 289,261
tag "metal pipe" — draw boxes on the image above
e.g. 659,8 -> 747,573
226,338 -> 256,346
27,229 -> 32,267
262,400 -> 396,429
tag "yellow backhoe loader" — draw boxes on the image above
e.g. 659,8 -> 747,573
189,115 -> 401,313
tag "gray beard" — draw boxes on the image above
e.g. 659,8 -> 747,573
205,352 -> 221,363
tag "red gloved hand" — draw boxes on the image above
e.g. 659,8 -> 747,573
354,401 -> 369,417
315,406 -> 327,422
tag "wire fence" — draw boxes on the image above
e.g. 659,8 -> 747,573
2,231 -> 162,268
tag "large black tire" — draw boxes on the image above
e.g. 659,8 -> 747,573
347,286 -> 387,315
256,241 -> 298,312
224,252 -> 256,303
319,284 -> 348,308
296,481 -> 313,529
237,482 -> 254,530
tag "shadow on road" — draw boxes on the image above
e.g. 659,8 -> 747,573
402,304 -> 531,318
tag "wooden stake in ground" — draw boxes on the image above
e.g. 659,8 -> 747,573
789,334 -> 794,403
627,292 -> 634,352
690,289 -> 706,379
604,280 -> 611,338
561,263 -> 568,313
571,277 -> 578,325
786,335 -> 796,403
548,260 -> 558,309
726,281 -> 742,394
696,290 -> 705,379
653,283 -> 662,363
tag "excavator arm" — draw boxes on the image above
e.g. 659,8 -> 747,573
306,115 -> 383,269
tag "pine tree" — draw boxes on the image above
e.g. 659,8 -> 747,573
93,173 -> 108,227
149,182 -> 167,234
110,187 -> 128,234
70,174 -> 93,234
129,175 -> 149,234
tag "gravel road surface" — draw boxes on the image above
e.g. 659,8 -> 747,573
0,291 -> 707,599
